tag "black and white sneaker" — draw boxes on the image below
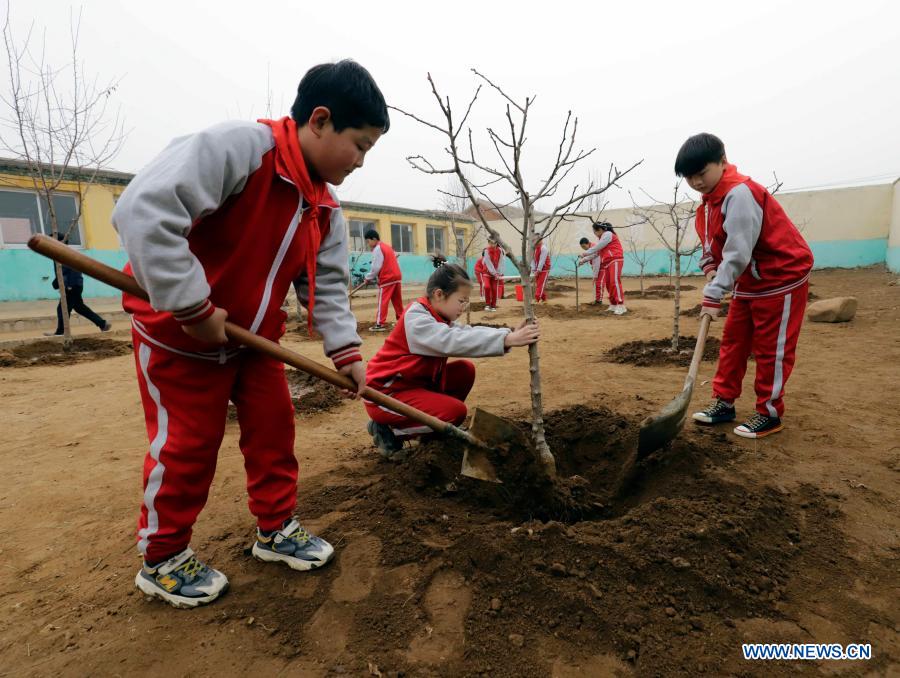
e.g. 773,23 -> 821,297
370,324 -> 388,332
367,420 -> 405,460
692,398 -> 737,424
734,413 -> 783,439
252,519 -> 335,571
135,547 -> 229,609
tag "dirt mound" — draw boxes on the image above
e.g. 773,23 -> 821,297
471,322 -> 513,329
245,405 -> 846,676
469,301 -> 487,312
228,368 -> 342,421
605,336 -> 721,367
544,282 -> 575,292
682,302 -> 730,317
0,337 -> 132,368
646,284 -> 697,292
287,369 -> 343,414
534,303 -> 636,320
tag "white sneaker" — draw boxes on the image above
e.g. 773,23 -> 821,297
252,519 -> 335,571
606,305 -> 617,312
613,305 -> 628,315
135,547 -> 229,609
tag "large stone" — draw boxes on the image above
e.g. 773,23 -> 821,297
807,297 -> 858,323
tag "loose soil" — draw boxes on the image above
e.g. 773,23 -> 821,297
682,302 -> 731,317
1,267 -> 897,677
605,336 -> 722,367
228,368 -> 343,421
646,284 -> 697,292
0,336 -> 132,368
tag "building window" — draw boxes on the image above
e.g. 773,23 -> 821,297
391,222 -> 413,253
348,219 -> 375,252
426,225 -> 446,255
455,228 -> 466,256
0,189 -> 83,247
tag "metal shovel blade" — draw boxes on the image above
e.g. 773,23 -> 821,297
636,383 -> 693,456
460,407 -> 529,483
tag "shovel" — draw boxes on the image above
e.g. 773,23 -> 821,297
614,315 -> 712,494
28,234 -> 507,483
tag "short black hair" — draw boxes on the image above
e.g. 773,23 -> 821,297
579,237 -> 590,245
291,60 -> 390,134
674,133 -> 726,177
364,229 -> 380,241
426,263 -> 471,298
592,220 -> 613,233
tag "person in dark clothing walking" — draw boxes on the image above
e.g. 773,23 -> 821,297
45,241 -> 112,336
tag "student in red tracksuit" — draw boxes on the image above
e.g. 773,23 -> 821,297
474,250 -> 486,300
676,133 -> 813,439
578,221 -> 627,314
364,264 -> 540,457
111,61 -> 389,609
363,229 -> 403,331
578,237 -> 605,304
482,238 -> 504,311
531,236 -> 552,302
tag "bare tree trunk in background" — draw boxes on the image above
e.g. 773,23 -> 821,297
394,70 -> 641,477
1,5 -> 125,346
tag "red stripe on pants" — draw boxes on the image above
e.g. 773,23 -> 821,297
535,271 -> 549,301
365,360 -> 476,434
376,282 -> 404,325
712,282 -> 808,417
132,332 -> 297,564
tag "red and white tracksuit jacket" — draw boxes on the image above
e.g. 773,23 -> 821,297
482,245 -> 505,307
581,232 -> 624,304
365,241 -> 403,325
112,118 -> 361,564
697,164 -> 814,418
474,255 -> 486,299
531,241 -> 552,301
365,297 -> 510,436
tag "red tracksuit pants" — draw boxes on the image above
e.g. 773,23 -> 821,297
534,271 -> 549,302
597,260 -> 624,305
476,272 -> 485,300
484,276 -> 501,308
376,282 -> 404,325
132,332 -> 297,564
712,282 -> 808,418
365,360 -> 475,437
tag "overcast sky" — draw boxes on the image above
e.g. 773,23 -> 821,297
10,0 -> 900,211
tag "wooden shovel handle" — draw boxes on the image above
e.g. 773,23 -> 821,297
27,234 -> 456,436
685,313 -> 712,389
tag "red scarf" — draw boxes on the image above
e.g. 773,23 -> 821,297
695,163 -> 750,247
259,116 -> 337,333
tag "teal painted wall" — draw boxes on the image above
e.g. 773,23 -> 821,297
887,246 -> 900,274
0,238 -> 891,301
0,249 -> 128,301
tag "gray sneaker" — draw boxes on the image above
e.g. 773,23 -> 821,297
367,420 -> 405,460
134,547 -> 229,609
251,519 -> 335,571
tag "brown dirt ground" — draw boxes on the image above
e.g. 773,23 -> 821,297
0,268 -> 898,677
0,336 -> 132,368
605,336 -> 723,368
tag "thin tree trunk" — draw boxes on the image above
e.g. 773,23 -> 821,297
574,261 -> 580,313
49,217 -> 73,346
520,263 -> 556,478
672,252 -> 682,351
53,260 -> 72,344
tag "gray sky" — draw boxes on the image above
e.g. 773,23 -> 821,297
11,0 -> 900,210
